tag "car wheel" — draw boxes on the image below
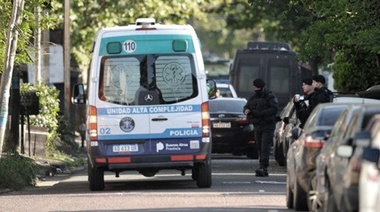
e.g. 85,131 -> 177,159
87,160 -> 91,182
293,179 -> 308,211
286,175 -> 294,208
275,144 -> 286,167
88,165 -> 104,191
195,161 -> 212,188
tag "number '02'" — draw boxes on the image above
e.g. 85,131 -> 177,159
124,41 -> 136,52
99,128 -> 111,134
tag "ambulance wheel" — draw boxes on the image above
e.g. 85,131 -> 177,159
89,165 -> 104,191
195,161 -> 212,188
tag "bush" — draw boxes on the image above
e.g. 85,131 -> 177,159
0,84 -> 86,191
20,83 -> 61,155
0,153 -> 39,190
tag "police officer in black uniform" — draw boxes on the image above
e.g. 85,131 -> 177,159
312,74 -> 334,103
244,78 -> 279,177
294,78 -> 318,129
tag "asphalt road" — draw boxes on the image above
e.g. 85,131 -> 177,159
0,154 -> 295,212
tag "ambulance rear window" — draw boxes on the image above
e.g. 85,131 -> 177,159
155,55 -> 195,102
98,54 -> 198,105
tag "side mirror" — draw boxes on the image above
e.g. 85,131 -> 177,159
336,144 -> 353,158
291,127 -> 301,140
275,116 -> 282,122
206,79 -> 217,99
72,83 -> 86,104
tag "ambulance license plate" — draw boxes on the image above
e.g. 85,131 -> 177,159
113,144 -> 138,152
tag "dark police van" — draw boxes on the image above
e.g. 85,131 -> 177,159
229,41 -> 311,112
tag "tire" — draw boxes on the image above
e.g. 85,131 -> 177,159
195,161 -> 212,188
293,179 -> 308,211
286,175 -> 294,208
191,167 -> 198,181
87,160 -> 91,182
88,164 -> 105,191
275,144 -> 286,167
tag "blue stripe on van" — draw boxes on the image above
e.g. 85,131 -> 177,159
99,34 -> 195,56
98,128 -> 202,140
97,105 -> 201,115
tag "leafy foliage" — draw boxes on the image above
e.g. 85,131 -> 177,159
49,0 -> 211,66
333,48 -> 380,92
0,0 -> 57,73
0,153 -> 38,190
2,0 -> 380,96
239,0 -> 380,91
20,83 -> 60,154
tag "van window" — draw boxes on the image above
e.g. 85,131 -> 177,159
155,55 -> 196,102
99,54 -> 198,105
237,58 -> 260,93
268,58 -> 290,94
99,57 -> 140,104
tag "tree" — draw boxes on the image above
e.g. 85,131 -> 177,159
0,0 -> 56,154
294,0 -> 380,91
223,0 -> 380,91
49,0 -> 212,70
0,0 -> 25,156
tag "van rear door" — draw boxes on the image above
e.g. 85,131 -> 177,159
147,54 -> 203,155
96,50 -> 203,156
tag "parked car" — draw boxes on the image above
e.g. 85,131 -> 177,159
208,97 -> 258,158
277,95 -> 380,168
273,99 -> 296,166
315,104 -> 380,212
312,104 -> 363,211
359,114 -> 380,212
216,83 -> 238,98
283,111 -> 300,160
286,103 -> 349,211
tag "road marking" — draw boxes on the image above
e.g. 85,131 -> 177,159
222,181 -> 252,184
255,180 -> 286,185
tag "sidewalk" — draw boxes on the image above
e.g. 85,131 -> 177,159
0,135 -> 86,193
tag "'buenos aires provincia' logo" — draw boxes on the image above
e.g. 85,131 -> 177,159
120,117 -> 135,132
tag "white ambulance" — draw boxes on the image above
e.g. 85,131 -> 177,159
72,18 -> 216,191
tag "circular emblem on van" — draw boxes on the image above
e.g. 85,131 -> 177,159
120,117 -> 135,132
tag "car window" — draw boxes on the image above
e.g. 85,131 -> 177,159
317,107 -> 345,126
218,87 -> 233,97
209,100 -> 246,113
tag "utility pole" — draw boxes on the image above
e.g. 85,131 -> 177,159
64,0 -> 70,118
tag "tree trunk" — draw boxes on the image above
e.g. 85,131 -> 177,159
308,58 -> 320,75
0,0 -> 25,157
